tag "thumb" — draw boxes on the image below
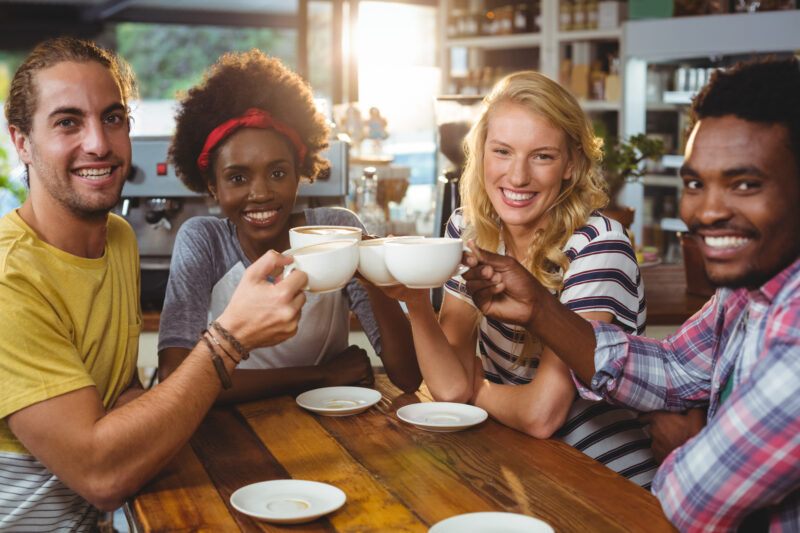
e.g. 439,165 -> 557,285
245,250 -> 293,282
467,239 -> 510,269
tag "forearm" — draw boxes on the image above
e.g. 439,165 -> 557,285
405,298 -> 473,402
89,343 -> 232,508
215,366 -> 328,404
527,291 -> 597,384
363,285 -> 421,393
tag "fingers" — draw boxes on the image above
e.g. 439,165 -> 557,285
248,250 -> 292,281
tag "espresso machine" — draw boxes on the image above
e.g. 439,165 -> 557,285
116,136 -> 349,311
431,96 -> 483,310
432,95 -> 484,239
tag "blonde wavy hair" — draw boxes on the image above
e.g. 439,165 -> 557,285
460,71 -> 608,363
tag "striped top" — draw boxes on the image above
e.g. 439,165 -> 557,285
0,452 -> 97,532
444,208 -> 657,488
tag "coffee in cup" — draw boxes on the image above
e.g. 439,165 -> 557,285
289,225 -> 363,249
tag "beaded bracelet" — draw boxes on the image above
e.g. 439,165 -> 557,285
204,329 -> 239,365
200,334 -> 232,389
209,320 -> 250,361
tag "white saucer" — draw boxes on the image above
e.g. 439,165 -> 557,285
429,512 -> 554,533
230,479 -> 346,524
396,402 -> 488,432
296,386 -> 382,416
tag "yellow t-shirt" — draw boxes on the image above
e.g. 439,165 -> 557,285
0,210 -> 141,454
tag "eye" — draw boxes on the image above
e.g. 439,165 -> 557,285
734,180 -> 760,192
493,148 -> 510,156
105,113 -> 126,126
56,118 -> 75,128
228,174 -> 246,184
683,178 -> 702,190
533,153 -> 555,160
271,169 -> 288,180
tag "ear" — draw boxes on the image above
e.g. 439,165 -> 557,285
563,159 -> 574,181
9,125 -> 33,165
207,182 -> 217,199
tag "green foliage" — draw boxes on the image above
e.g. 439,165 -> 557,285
0,143 -> 26,204
115,23 -> 297,100
600,133 -> 665,204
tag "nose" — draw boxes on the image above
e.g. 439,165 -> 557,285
508,155 -> 530,187
685,184 -> 732,228
248,175 -> 272,201
81,119 -> 111,158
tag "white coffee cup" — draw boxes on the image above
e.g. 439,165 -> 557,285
357,237 -> 412,286
289,225 -> 363,249
383,237 -> 468,289
283,239 -> 359,293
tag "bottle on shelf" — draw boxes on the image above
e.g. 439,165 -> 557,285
514,3 -> 531,33
573,0 -> 587,30
356,167 -> 386,236
559,0 -> 574,31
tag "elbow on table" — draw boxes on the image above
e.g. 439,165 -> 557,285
520,413 -> 563,440
430,384 -> 472,404
80,472 -> 142,512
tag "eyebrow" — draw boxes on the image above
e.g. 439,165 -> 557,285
48,102 -> 127,120
486,139 -> 562,152
680,164 -> 767,178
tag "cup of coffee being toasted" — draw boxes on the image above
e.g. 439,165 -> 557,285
383,237 -> 468,289
289,225 -> 363,249
357,237 -> 412,287
283,239 -> 359,293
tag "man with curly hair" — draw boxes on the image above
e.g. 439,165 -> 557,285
0,37 -> 307,530
463,57 -> 800,531
158,50 -> 421,400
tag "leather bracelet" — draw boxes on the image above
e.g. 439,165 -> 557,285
209,320 -> 250,360
204,329 -> 239,365
200,334 -> 232,389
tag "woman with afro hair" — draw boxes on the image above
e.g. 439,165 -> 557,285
158,50 -> 421,402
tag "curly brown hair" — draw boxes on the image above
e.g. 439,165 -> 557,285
170,49 -> 330,193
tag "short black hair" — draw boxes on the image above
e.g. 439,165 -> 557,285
691,57 -> 800,170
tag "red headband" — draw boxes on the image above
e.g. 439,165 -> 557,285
196,108 -> 307,174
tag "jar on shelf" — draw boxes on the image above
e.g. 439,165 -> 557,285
356,167 -> 386,236
483,9 -> 497,35
447,10 -> 460,38
495,5 -> 515,35
586,0 -> 599,29
530,0 -> 542,32
559,0 -> 574,31
514,3 -> 530,33
573,0 -> 587,30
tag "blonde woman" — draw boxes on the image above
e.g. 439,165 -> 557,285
388,71 -> 657,487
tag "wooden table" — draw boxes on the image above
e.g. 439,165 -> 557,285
127,374 -> 676,532
641,264 -> 709,326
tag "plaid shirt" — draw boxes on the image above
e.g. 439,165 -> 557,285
577,256 -> 800,532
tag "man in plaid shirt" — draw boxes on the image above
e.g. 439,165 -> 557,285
462,57 -> 800,532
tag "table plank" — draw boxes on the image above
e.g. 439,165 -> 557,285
129,443 -> 241,532
239,397 -> 428,532
316,380 -> 637,532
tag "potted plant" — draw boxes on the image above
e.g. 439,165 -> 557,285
598,131 -> 665,228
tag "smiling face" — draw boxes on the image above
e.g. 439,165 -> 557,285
12,60 -> 131,218
482,101 -> 573,240
209,128 -> 300,261
680,115 -> 800,288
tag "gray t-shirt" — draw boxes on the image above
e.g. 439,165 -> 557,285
158,207 -> 381,369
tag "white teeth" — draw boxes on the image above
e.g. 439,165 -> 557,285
75,167 -> 112,179
245,210 -> 277,220
502,189 -> 535,201
704,235 -> 750,249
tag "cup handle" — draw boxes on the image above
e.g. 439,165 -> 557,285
455,241 -> 474,276
281,255 -> 310,291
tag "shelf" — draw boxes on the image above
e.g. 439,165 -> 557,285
641,174 -> 682,188
662,91 -> 694,105
646,102 -> 684,112
624,10 -> 800,61
555,27 -> 622,42
580,100 -> 621,112
445,32 -> 542,49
